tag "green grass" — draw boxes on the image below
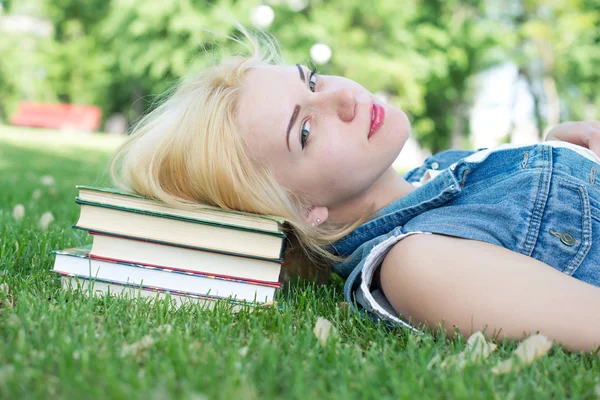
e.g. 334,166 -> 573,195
0,126 -> 598,399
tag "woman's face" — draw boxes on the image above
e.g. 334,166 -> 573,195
237,64 -> 411,209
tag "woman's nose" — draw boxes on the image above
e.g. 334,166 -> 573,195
316,88 -> 356,122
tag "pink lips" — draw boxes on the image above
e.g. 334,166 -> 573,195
368,103 -> 385,139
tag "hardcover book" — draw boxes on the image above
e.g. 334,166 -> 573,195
58,272 -> 249,311
77,186 -> 285,233
89,232 -> 282,283
52,248 -> 278,303
74,202 -> 286,260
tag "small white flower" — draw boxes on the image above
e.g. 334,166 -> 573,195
313,317 -> 336,347
153,324 -> 173,335
238,346 -> 249,357
1,282 -> 12,308
12,204 -> 25,221
121,335 -> 155,358
32,189 -> 42,200
440,331 -> 497,370
38,212 -> 54,231
40,175 -> 55,186
72,351 -> 80,360
491,334 -> 552,374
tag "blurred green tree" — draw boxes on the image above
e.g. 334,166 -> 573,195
1,0 -> 597,153
408,0 -> 508,152
498,0 -> 600,138
0,38 -> 24,121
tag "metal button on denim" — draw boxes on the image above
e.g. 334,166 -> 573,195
550,229 -> 578,246
560,232 -> 577,246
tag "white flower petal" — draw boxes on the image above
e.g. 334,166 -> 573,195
491,334 -> 552,375
313,316 -> 336,347
121,335 -> 155,358
38,212 -> 54,231
12,204 -> 24,221
1,282 -> 13,308
40,175 -> 55,186
441,331 -> 497,369
153,324 -> 173,335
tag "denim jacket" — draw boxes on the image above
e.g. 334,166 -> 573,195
331,143 -> 600,325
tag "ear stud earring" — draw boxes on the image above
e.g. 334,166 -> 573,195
316,218 -> 321,223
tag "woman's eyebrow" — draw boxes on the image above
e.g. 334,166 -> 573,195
286,64 -> 307,151
286,105 -> 300,151
295,64 -> 306,82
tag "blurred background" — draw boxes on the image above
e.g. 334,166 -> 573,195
0,0 -> 598,170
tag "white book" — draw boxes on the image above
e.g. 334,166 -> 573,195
60,275 -> 247,311
52,248 -> 277,303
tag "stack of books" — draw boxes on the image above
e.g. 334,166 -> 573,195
51,186 -> 287,310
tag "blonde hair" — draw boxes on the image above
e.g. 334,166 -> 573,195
110,27 -> 373,277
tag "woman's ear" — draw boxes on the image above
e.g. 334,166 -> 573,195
305,206 -> 328,226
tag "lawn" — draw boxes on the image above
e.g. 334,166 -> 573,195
0,126 -> 598,399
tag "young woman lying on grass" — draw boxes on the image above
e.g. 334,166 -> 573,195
110,30 -> 600,353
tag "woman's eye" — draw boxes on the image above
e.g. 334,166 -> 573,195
309,73 -> 317,92
301,120 -> 310,150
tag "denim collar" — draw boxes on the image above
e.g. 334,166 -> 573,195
329,168 -> 463,258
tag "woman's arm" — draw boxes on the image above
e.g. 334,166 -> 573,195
379,233 -> 600,353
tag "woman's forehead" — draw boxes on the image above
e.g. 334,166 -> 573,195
236,65 -> 301,156
238,65 -> 299,132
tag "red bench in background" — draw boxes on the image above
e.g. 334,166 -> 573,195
10,102 -> 102,131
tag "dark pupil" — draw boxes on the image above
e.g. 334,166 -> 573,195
309,80 -> 315,90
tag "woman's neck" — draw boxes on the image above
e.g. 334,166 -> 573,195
327,167 -> 417,224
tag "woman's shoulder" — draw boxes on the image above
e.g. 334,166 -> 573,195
382,232 -> 518,269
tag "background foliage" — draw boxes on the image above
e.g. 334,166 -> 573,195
0,0 -> 598,152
